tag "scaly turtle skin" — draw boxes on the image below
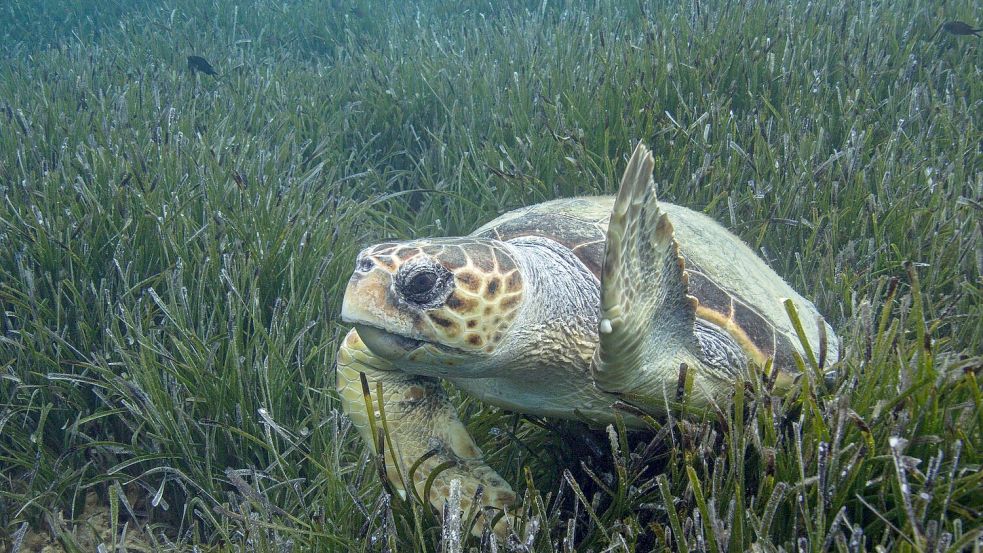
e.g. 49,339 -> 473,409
337,143 -> 838,535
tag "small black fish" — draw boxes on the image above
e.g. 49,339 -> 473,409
187,55 -> 218,75
933,21 -> 981,39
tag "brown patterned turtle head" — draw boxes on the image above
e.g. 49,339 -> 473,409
341,238 -> 525,372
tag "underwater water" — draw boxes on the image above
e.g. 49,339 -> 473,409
0,0 -> 980,551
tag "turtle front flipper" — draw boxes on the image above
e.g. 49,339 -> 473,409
591,143 -> 709,405
336,328 -> 516,536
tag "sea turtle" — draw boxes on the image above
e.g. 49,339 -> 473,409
336,142 -> 838,533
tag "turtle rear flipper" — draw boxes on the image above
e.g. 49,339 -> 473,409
591,144 -> 708,405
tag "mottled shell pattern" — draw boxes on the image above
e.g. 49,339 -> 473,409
472,197 -> 805,375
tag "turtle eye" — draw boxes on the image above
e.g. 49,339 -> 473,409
396,261 -> 453,307
355,256 -> 374,273
402,270 -> 439,303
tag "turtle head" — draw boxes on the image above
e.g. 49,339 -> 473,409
341,238 -> 525,376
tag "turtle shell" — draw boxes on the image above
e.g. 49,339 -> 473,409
471,196 -> 835,373
472,197 -> 611,277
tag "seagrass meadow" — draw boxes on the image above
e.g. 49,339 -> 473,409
0,0 -> 980,551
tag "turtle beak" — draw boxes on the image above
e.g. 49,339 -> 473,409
352,323 -> 424,359
341,268 -> 426,360
340,269 -> 391,326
